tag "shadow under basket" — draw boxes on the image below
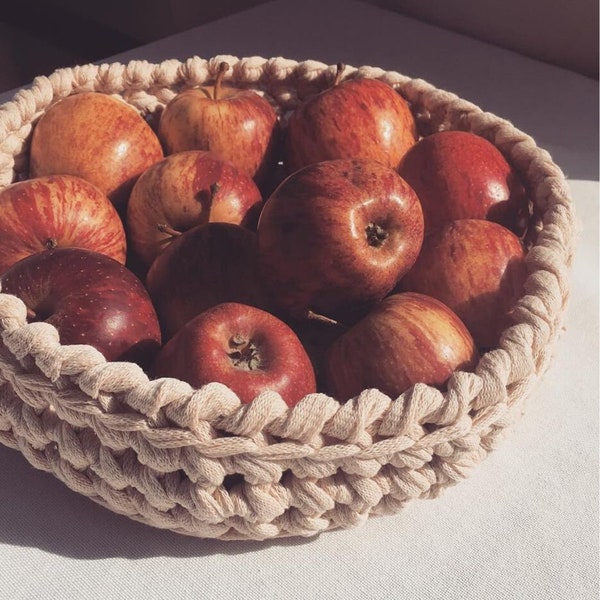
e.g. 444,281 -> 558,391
0,55 -> 575,541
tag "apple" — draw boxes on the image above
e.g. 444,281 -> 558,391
325,292 -> 479,402
126,150 -> 263,268
285,63 -> 417,173
256,159 -> 424,323
0,247 -> 161,365
398,219 -> 527,349
397,130 -> 530,235
0,174 -> 127,275
152,302 -> 317,406
158,62 -> 280,184
146,222 -> 268,340
29,91 -> 164,210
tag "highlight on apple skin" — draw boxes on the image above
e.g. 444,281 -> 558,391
325,292 -> 479,402
0,174 -> 127,275
399,219 -> 527,349
0,247 -> 162,366
152,302 -> 317,407
257,158 -> 424,324
29,92 -> 164,210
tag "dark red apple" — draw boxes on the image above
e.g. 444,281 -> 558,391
257,159 -> 424,323
146,223 -> 268,340
397,130 -> 530,235
287,315 -> 345,392
153,302 -> 317,406
158,62 -> 279,184
29,91 -> 164,209
0,247 -> 161,365
285,64 -> 417,173
126,150 -> 263,268
325,292 -> 479,402
399,219 -> 527,349
0,174 -> 127,275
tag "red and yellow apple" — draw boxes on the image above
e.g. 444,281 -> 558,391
158,62 -> 280,184
325,292 -> 479,401
126,150 -> 263,267
0,174 -> 126,275
285,64 -> 417,173
29,91 -> 163,209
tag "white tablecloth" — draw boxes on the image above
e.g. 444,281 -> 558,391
1,1 -> 598,598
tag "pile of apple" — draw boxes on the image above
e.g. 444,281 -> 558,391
0,62 -> 530,407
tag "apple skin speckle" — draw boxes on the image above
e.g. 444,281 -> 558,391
29,92 -> 164,210
0,247 -> 162,366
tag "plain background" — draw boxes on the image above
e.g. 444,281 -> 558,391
0,0 -> 598,94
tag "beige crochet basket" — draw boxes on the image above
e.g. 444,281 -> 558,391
0,55 -> 575,541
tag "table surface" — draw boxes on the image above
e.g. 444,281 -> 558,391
1,1 -> 598,599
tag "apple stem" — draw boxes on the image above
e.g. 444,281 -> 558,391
210,182 -> 220,200
306,310 -> 343,327
365,222 -> 389,247
157,223 -> 182,238
213,62 -> 230,100
333,63 -> 345,87
45,238 -> 58,250
228,335 -> 262,370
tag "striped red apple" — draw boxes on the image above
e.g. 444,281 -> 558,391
158,62 -> 280,185
0,174 -> 126,275
325,292 -> 479,401
399,219 -> 527,349
126,151 -> 263,268
29,92 -> 163,210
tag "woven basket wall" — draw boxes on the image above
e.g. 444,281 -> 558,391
0,55 -> 575,541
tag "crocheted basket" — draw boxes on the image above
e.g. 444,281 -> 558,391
0,56 -> 575,541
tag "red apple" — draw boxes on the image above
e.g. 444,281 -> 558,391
257,159 -> 424,323
153,302 -> 317,406
0,248 -> 161,365
158,62 -> 280,184
325,292 -> 479,402
146,223 -> 268,340
285,63 -> 417,173
29,91 -> 164,209
0,174 -> 127,275
397,130 -> 530,235
126,150 -> 263,268
399,219 -> 527,349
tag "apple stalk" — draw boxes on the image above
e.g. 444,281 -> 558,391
213,62 -> 230,101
